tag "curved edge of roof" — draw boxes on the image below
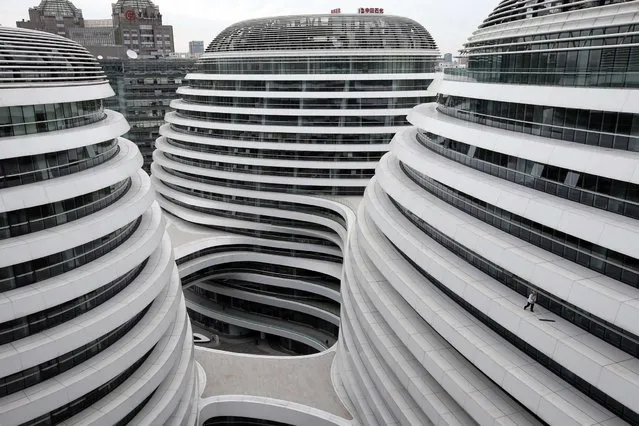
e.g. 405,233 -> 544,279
0,26 -> 108,87
205,14 -> 439,54
477,0 -> 636,30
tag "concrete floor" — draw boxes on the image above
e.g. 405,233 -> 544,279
195,346 -> 352,420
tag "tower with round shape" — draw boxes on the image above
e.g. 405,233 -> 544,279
0,27 -> 197,425
151,14 -> 440,356
337,1 -> 639,424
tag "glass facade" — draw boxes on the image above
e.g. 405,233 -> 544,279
164,167 -> 366,196
182,95 -> 433,109
0,179 -> 131,239
0,140 -> 119,189
21,348 -> 154,426
208,15 -> 437,53
164,195 -> 339,236
390,235 -> 639,425
175,109 -> 410,127
451,22 -> 639,88
169,125 -> 394,145
225,280 -> 337,303
180,262 -> 339,287
391,197 -> 639,359
0,306 -> 149,398
0,261 -> 146,345
163,182 -> 347,227
166,138 -> 385,162
416,130 -> 639,219
0,218 -> 141,292
186,226 -> 340,249
176,244 -> 342,266
402,163 -> 639,288
447,48 -> 639,88
187,79 -> 434,92
164,152 -> 374,179
196,56 -> 437,75
100,58 -> 196,172
187,286 -> 337,345
0,100 -> 104,137
437,94 -> 639,151
204,415 -> 293,425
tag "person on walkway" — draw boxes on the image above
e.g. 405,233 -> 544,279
523,290 -> 537,312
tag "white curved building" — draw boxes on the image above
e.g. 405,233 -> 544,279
0,27 -> 197,425
337,1 -> 639,425
152,14 -> 440,355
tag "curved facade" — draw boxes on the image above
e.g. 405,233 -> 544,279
152,14 -> 440,355
0,27 -> 197,425
337,1 -> 639,425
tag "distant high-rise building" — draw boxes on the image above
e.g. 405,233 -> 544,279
17,1 -> 125,58
16,0 -> 184,171
100,58 -> 197,173
16,0 -> 84,38
189,40 -> 204,56
112,0 -> 175,56
443,52 -> 453,63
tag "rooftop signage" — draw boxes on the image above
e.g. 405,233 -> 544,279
329,7 -> 385,14
358,7 -> 384,14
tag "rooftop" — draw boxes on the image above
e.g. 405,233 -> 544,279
479,0 -> 634,29
207,14 -> 438,53
0,27 -> 107,87
113,0 -> 159,11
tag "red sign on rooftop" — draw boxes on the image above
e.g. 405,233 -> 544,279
331,8 -> 342,14
358,7 -> 384,14
124,9 -> 137,21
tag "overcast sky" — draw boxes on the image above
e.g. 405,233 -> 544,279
1,0 -> 498,55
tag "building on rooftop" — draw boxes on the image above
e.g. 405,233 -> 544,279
112,0 -> 175,57
16,0 -> 84,38
100,58 -> 197,173
0,26 -> 197,425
